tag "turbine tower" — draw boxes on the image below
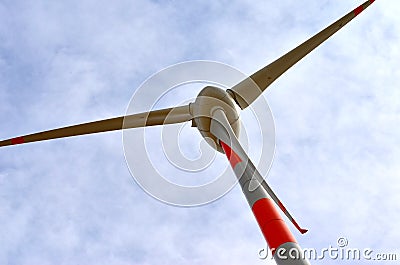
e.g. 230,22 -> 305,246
0,1 -> 376,264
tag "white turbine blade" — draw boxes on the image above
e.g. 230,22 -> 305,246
228,0 -> 376,109
0,104 -> 192,147
210,108 -> 307,234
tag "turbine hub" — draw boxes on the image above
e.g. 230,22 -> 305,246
190,86 -> 240,153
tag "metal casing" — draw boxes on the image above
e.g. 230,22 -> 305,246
191,86 -> 240,153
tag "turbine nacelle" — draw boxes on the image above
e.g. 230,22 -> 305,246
190,86 -> 240,153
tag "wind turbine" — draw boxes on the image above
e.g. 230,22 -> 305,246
0,1 -> 376,264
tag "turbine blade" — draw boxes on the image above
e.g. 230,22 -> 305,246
210,108 -> 307,234
0,104 -> 192,147
257,174 -> 308,234
228,0 -> 376,109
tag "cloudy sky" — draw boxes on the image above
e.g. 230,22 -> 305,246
0,0 -> 399,264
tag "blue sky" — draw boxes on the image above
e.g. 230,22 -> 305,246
0,1 -> 399,264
